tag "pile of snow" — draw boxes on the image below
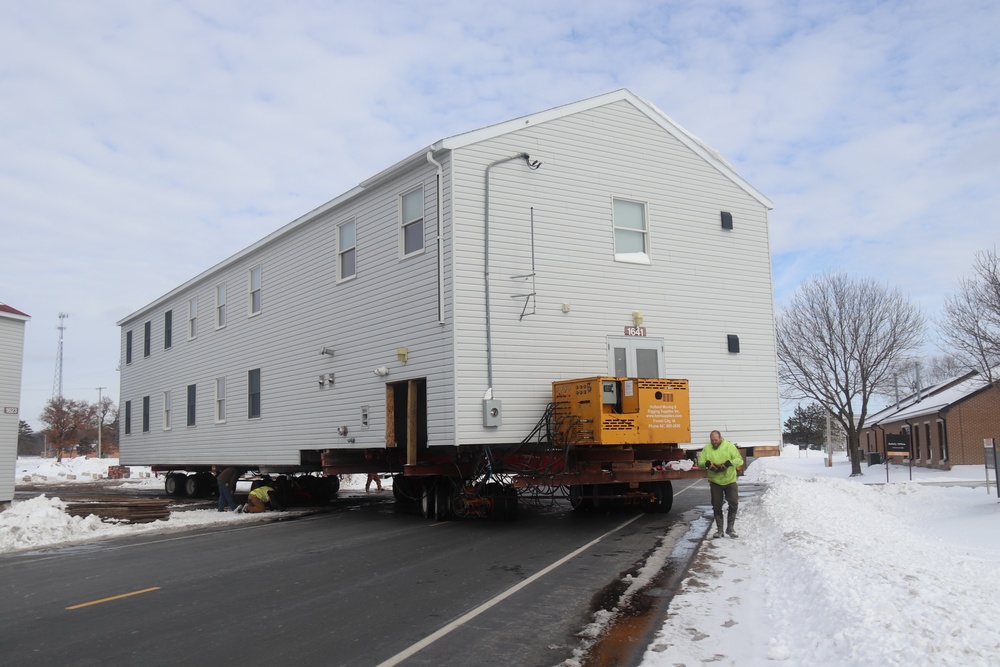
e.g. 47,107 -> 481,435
3,457 -> 387,554
16,456 -> 160,488
639,447 -> 1000,666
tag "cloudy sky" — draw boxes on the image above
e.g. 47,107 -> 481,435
3,0 -> 998,430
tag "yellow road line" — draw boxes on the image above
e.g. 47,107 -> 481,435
66,587 -> 161,610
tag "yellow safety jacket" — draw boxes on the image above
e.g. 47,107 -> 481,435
249,486 -> 273,502
698,439 -> 743,486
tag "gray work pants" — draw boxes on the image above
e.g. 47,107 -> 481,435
710,481 -> 739,524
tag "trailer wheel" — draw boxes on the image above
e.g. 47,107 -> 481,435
421,482 -> 436,519
641,481 -> 674,514
184,474 -> 201,497
164,473 -> 183,496
434,482 -> 452,521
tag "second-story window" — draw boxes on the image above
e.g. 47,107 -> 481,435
400,187 -> 424,257
249,266 -> 262,315
339,219 -> 356,281
189,297 -> 198,339
216,284 -> 227,328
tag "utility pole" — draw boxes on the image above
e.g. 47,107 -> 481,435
96,387 -> 106,458
52,312 -> 69,398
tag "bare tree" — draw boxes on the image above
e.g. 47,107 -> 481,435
940,248 -> 1000,388
776,273 -> 925,475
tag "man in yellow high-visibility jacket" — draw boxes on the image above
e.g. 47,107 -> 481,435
698,430 -> 744,539
242,485 -> 278,513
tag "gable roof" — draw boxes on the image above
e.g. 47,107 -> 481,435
870,370 -> 994,424
119,89 -> 770,324
435,89 -> 773,209
0,302 -> 30,321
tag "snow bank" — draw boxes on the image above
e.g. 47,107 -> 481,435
641,452 -> 1000,667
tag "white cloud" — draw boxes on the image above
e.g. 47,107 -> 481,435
2,0 -> 998,426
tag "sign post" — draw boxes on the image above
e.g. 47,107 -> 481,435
985,438 -> 998,498
885,434 -> 910,483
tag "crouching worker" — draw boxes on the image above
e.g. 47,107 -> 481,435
241,484 -> 283,513
698,430 -> 744,539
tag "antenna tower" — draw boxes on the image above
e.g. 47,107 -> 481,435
52,312 -> 69,398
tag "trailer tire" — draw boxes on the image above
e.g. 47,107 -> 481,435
164,473 -> 183,496
434,481 -> 452,521
641,480 -> 674,513
184,474 -> 201,498
421,482 -> 436,519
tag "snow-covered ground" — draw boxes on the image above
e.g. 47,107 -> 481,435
639,448 -> 1000,667
5,451 -> 1000,665
2,457 -> 380,553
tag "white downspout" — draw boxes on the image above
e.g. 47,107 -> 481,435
425,152 -> 445,324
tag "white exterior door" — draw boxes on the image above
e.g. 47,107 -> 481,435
608,336 -> 664,378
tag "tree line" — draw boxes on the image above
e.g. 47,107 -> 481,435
777,247 -> 1000,476
17,395 -> 119,459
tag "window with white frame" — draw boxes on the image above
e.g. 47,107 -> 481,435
186,384 -> 196,426
249,265 -> 262,315
215,377 -> 226,422
339,219 -> 356,281
612,198 -> 649,263
189,297 -> 198,339
216,284 -> 227,328
248,368 -> 261,419
400,187 -> 424,257
163,390 -> 172,430
143,321 -> 152,357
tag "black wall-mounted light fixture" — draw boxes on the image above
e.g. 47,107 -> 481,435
727,334 -> 740,353
721,211 -> 733,230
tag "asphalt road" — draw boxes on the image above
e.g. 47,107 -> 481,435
0,480 -> 712,667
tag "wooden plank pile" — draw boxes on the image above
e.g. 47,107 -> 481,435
65,497 -> 172,524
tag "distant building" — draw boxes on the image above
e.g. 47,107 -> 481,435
0,302 -> 30,508
860,370 -> 1000,467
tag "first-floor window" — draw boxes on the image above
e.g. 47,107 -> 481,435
216,377 -> 227,422
124,400 -> 132,435
163,391 -> 172,430
187,384 -> 197,426
248,368 -> 261,418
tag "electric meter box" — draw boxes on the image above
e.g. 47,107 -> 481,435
551,377 -> 691,446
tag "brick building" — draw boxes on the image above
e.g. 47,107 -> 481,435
860,370 -> 1000,468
